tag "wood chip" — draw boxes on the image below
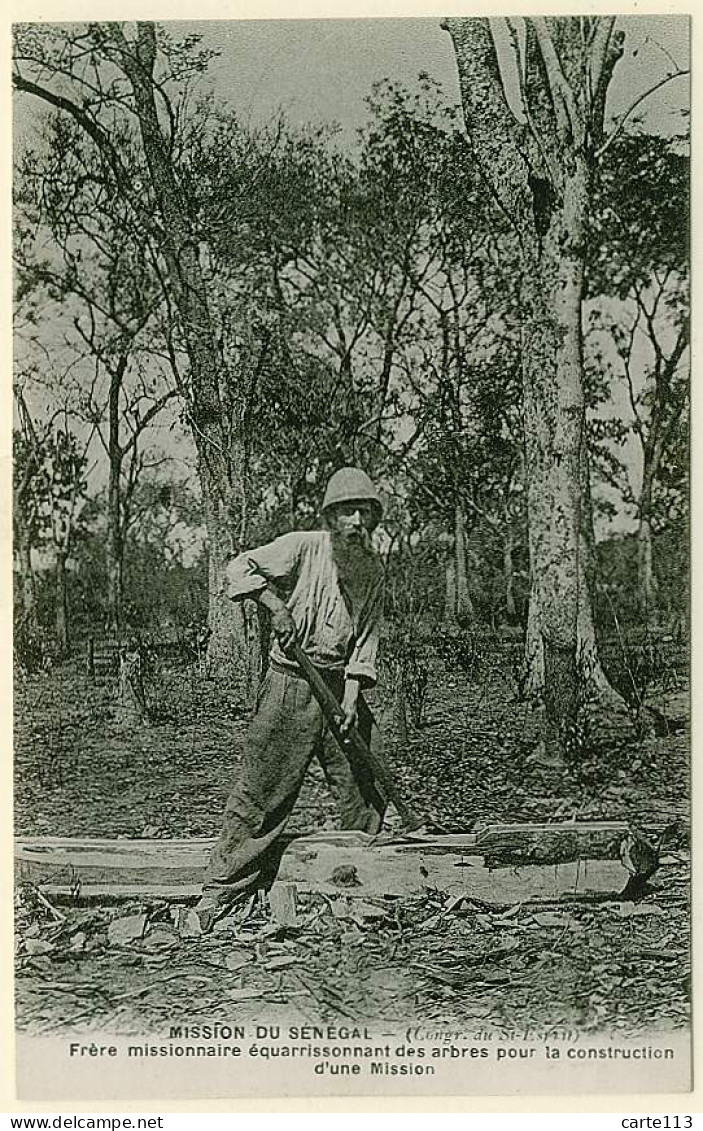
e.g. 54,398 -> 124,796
172,907 -> 202,938
34,888 -> 66,922
444,894 -> 465,913
617,902 -> 666,918
141,927 -> 180,950
269,882 -> 299,928
225,951 -> 251,972
351,900 -> 389,920
264,955 -> 299,971
24,938 -> 55,956
107,913 -> 148,946
531,911 -> 576,929
330,897 -> 354,920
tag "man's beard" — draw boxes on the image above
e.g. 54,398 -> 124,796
330,527 -> 375,604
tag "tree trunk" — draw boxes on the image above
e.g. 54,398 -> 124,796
54,550 -> 69,655
106,539 -> 123,636
121,25 -> 249,685
16,518 -> 37,629
633,318 -> 688,622
389,657 -> 409,746
444,558 -> 457,628
525,445 -> 628,712
117,644 -> 147,726
520,150 -> 628,739
524,586 -> 542,691
106,360 -> 125,635
444,16 -> 629,759
519,164 -> 587,759
636,516 -> 657,618
454,502 -> 473,626
637,448 -> 659,619
503,523 -> 516,620
201,469 -> 262,701
576,446 -> 628,711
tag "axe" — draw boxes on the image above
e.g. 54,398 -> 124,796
289,641 -> 423,832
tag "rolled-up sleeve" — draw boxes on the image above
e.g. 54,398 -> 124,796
224,532 -> 303,602
345,574 -> 384,687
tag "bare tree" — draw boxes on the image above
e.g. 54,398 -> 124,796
442,17 -> 687,756
587,131 -> 689,622
13,386 -> 92,654
612,287 -> 688,618
13,393 -> 44,637
15,126 -> 178,634
13,24 -> 257,683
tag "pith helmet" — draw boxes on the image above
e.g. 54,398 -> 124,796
321,467 -> 382,518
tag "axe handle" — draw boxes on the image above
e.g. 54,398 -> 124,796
289,642 -> 422,831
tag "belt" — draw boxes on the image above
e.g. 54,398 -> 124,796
269,658 -> 343,683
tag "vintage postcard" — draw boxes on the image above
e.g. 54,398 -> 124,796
10,10 -> 691,1103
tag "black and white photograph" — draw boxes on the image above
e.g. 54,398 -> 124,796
11,12 -> 691,1101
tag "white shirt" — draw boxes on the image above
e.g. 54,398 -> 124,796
224,530 -> 384,686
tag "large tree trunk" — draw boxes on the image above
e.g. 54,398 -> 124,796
526,444 -> 628,713
106,537 -> 123,637
519,159 -> 587,761
445,16 -> 626,760
527,565 -> 627,712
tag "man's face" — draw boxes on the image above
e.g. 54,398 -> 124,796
329,501 -> 377,542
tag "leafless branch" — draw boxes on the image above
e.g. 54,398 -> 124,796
596,69 -> 690,159
12,73 -> 160,238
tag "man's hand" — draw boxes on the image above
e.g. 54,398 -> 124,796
270,606 -> 297,653
256,589 -> 297,653
340,678 -> 361,735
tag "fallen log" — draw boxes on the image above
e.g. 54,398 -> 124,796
15,822 -> 636,905
474,820 -> 632,865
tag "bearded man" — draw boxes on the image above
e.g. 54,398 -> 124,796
195,467 -> 387,931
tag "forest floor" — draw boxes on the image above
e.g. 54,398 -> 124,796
14,647 -> 690,1040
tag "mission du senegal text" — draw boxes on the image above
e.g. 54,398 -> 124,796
168,1025 -> 375,1040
